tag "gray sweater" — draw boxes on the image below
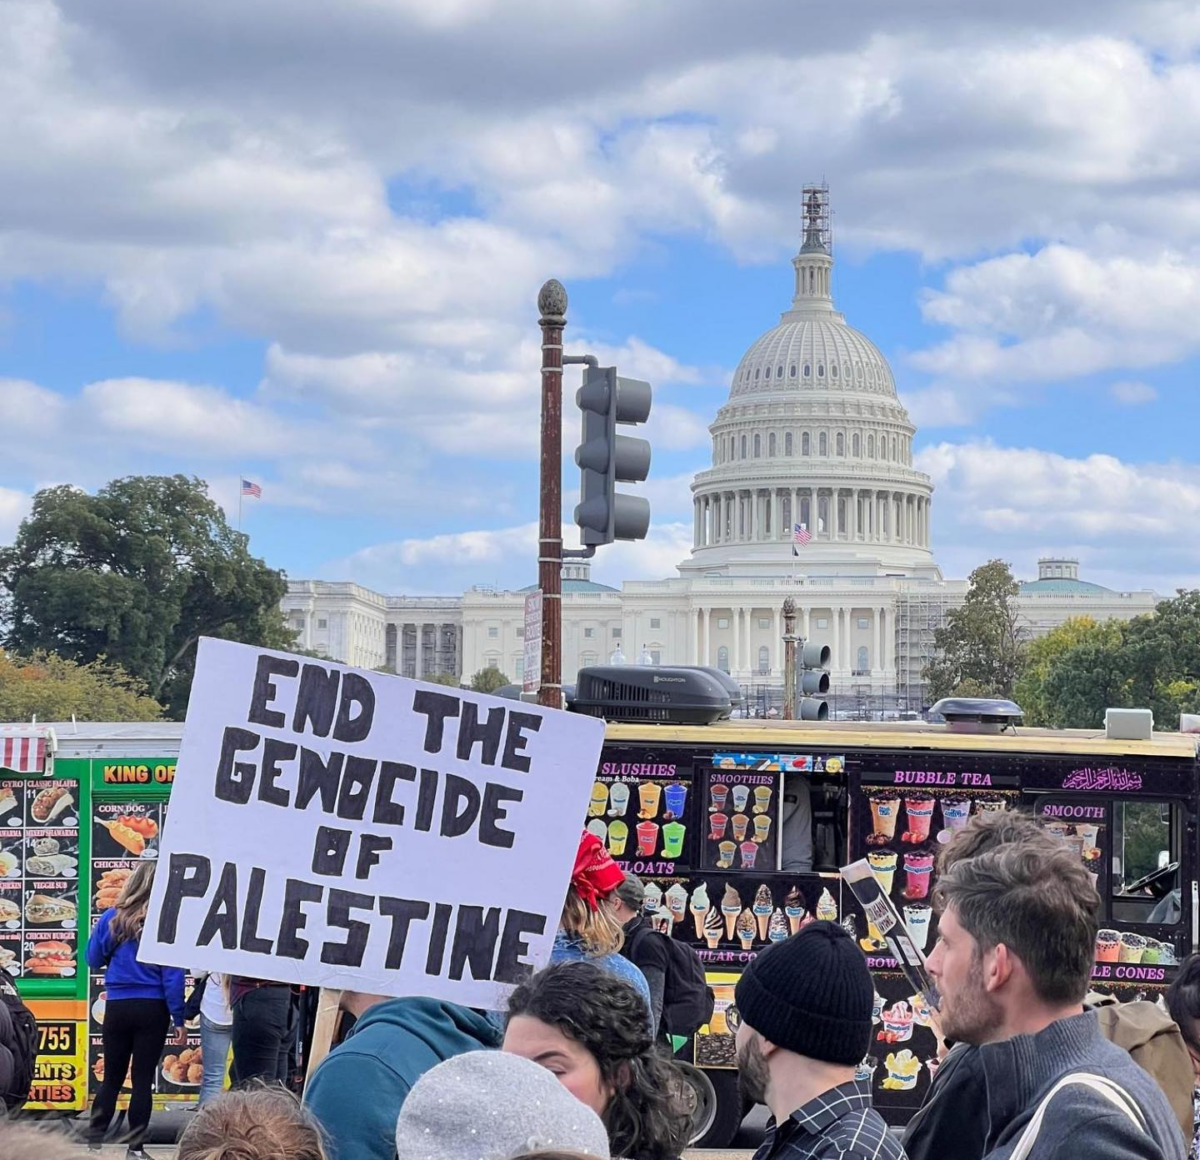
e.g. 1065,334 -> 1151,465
980,1012 -> 1184,1160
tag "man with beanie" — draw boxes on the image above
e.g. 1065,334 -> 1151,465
734,922 -> 906,1160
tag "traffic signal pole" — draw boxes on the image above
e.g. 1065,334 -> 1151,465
537,279 -> 567,709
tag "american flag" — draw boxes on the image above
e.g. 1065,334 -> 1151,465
241,479 -> 262,498
793,523 -> 812,546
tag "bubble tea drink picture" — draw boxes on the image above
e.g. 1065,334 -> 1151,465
870,796 -> 901,840
902,852 -> 935,900
904,798 -> 936,843
939,798 -> 971,842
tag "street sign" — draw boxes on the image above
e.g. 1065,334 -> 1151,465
524,590 -> 543,694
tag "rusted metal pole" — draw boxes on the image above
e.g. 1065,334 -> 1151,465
537,280 -> 567,709
782,596 -> 797,720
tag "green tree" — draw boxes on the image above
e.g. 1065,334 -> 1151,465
1120,590 -> 1200,724
1014,617 -> 1127,726
0,476 -> 294,719
469,667 -> 511,694
427,672 -> 463,687
0,650 -> 163,721
924,559 -> 1026,702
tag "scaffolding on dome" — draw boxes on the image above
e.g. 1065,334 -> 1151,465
896,588 -> 947,712
801,182 -> 832,254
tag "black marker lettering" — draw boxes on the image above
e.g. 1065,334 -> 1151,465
320,889 -> 373,967
355,834 -> 392,879
197,862 -> 240,949
412,690 -> 461,754
440,774 -> 481,838
214,727 -> 261,804
312,826 -> 352,876
379,897 -> 431,969
373,762 -> 413,826
293,664 -> 340,738
277,879 -> 323,959
425,903 -> 453,975
337,755 -> 376,820
494,909 -> 547,984
414,769 -> 439,832
501,712 -> 542,773
248,654 -> 299,729
296,747 -> 343,813
449,905 -> 501,981
479,783 -> 523,849
332,672 -> 375,743
240,866 -> 274,954
259,738 -> 297,807
456,701 -> 505,765
157,854 -> 210,943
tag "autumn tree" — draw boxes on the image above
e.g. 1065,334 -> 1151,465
0,650 -> 163,721
924,560 -> 1026,702
1014,617 -> 1127,726
0,476 -> 294,718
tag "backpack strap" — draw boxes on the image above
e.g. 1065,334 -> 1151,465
1009,1073 -> 1147,1160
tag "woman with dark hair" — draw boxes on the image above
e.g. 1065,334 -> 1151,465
505,961 -> 690,1160
1166,953 -> 1200,1159
86,860 -> 186,1159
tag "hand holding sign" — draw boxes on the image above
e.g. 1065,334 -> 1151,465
139,640 -> 604,1011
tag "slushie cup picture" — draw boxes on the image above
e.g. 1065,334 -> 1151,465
607,820 -> 629,856
636,821 -> 659,857
586,818 -> 607,843
870,796 -> 901,839
589,782 -> 609,817
662,821 -> 686,859
663,783 -> 688,818
607,782 -> 630,816
638,782 -> 662,819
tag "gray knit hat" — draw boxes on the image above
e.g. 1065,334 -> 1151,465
394,1050 -> 611,1160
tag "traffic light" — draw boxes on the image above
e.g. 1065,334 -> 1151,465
798,641 -> 830,721
573,365 -> 652,546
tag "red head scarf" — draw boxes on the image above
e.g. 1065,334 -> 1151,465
571,829 -> 625,911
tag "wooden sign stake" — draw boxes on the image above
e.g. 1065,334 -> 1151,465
304,988 -> 344,1084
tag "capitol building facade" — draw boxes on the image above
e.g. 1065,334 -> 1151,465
282,189 -> 1158,711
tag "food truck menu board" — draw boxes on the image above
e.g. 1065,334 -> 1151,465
0,778 -> 81,980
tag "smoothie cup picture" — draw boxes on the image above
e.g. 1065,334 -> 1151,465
709,782 -> 730,812
1042,820 -> 1068,840
717,841 -> 737,869
607,820 -> 629,856
607,782 -> 630,817
868,850 -> 898,894
732,784 -> 751,813
663,782 -> 688,818
662,822 -> 686,859
708,813 -> 729,841
739,841 -> 758,869
870,796 -> 901,839
752,786 -> 773,814
905,798 -> 936,842
1119,933 -> 1147,964
731,814 -> 750,842
589,782 -> 609,817
586,819 -> 607,843
1095,930 -> 1120,962
1077,823 -> 1100,852
636,821 -> 660,857
753,815 -> 772,844
903,904 -> 932,951
902,852 -> 935,900
638,782 -> 663,819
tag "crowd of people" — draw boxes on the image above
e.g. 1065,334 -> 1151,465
3,816 -> 1200,1160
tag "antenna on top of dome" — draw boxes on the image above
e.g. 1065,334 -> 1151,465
800,183 -> 831,255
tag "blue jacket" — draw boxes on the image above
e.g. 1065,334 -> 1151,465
304,998 -> 501,1160
86,909 -> 185,1026
551,931 -> 655,1032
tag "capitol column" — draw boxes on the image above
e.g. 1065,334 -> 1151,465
875,607 -> 884,674
707,607 -> 716,666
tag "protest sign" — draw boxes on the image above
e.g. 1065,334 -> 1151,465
841,858 -> 939,1008
139,638 -> 605,1010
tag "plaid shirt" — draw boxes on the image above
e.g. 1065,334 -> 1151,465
754,1079 -> 908,1160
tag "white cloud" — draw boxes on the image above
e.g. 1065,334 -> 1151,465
1109,380 -> 1158,406
0,486 -> 31,542
918,440 -> 1200,591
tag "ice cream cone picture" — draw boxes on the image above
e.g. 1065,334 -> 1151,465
691,883 -> 711,938
721,883 -> 741,940
736,907 -> 757,950
815,887 -> 838,923
753,884 -> 773,940
704,907 -> 723,949
768,908 -> 788,943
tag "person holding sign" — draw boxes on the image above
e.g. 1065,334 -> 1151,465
86,861 -> 186,1158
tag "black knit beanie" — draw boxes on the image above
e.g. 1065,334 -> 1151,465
734,921 -> 872,1065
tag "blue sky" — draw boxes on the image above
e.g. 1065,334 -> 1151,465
2,0 -> 1199,597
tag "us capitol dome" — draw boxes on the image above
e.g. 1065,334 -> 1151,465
282,186 -> 1161,708
681,185 -> 938,580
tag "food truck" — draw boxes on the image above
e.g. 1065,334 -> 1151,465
588,714 -> 1199,1145
0,722 -> 191,1114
